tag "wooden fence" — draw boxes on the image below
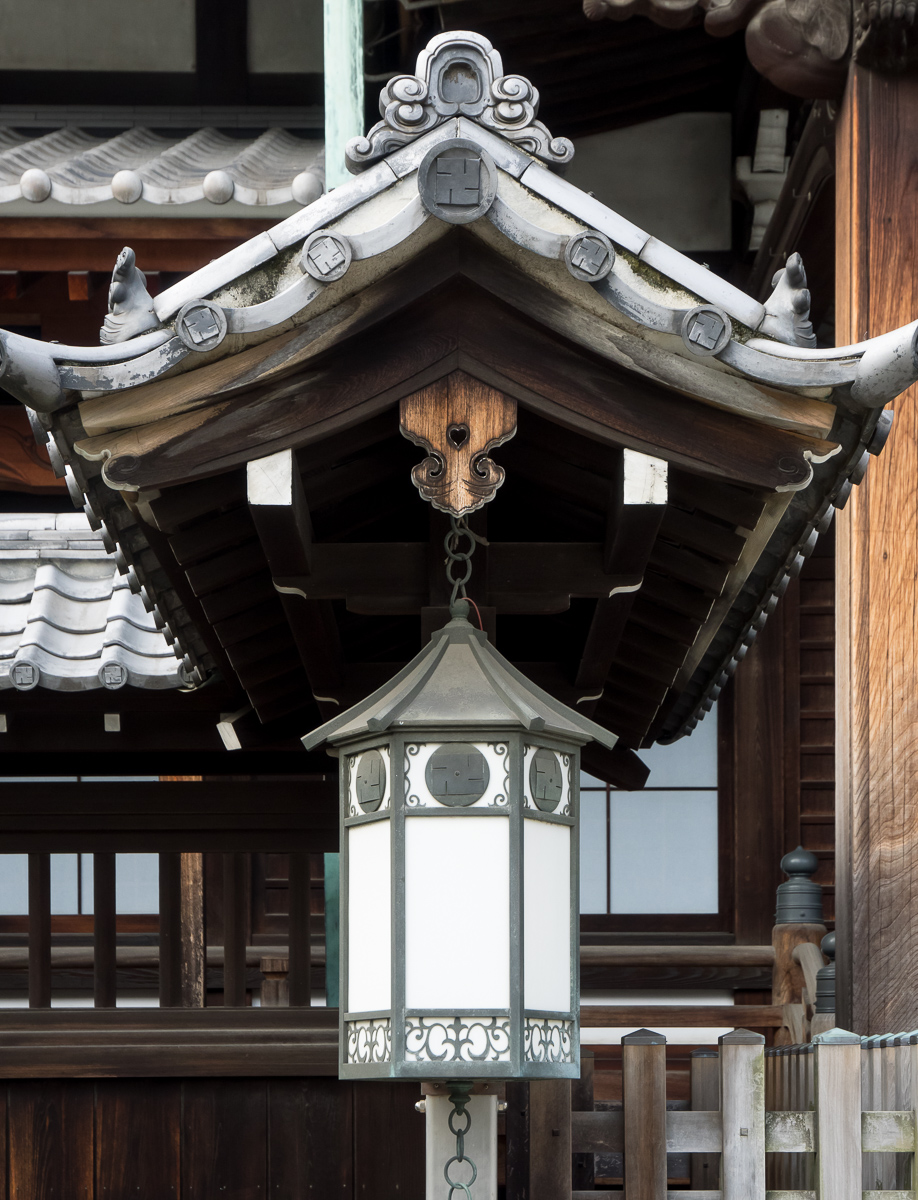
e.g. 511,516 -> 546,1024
565,1027 -> 918,1200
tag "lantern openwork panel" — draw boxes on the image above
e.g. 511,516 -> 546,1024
339,729 -> 581,1081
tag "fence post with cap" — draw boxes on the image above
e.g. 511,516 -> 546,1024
622,1028 -> 667,1200
719,1028 -> 765,1200
813,1027 -> 861,1200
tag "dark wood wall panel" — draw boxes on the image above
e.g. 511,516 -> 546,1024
0,1078 -> 425,1199
183,1079 -> 268,1200
268,1079 -> 354,1196
8,1080 -> 93,1200
726,524 -> 836,942
353,1083 -> 426,1199
95,1080 -> 181,1200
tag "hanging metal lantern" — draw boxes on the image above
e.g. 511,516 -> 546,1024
303,598 -> 619,1083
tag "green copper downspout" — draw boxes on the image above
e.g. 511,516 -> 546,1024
324,851 -> 340,1008
320,0 -> 360,1002
323,0 -> 364,190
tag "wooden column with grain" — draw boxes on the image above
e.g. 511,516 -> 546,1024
93,851 -> 117,1008
159,852 -> 205,1008
529,1080 -> 571,1200
719,1029 -> 765,1200
27,852 -> 51,1009
288,851 -> 312,1007
622,1028 -> 667,1200
222,852 -> 246,1007
814,1030 -> 861,1200
836,63 -> 918,1033
571,1050 -> 594,1192
690,1048 -> 720,1190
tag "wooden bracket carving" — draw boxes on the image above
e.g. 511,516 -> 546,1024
400,371 -> 517,517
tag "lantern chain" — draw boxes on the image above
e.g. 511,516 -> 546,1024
444,516 -> 486,607
444,1082 -> 477,1198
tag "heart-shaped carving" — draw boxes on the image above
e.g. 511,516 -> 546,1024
448,423 -> 470,448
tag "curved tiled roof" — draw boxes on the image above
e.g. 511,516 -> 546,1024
0,126 -> 324,207
0,514 -> 186,691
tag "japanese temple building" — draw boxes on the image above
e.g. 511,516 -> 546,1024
0,2 -> 917,1196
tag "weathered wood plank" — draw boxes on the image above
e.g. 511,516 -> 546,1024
861,1110 -> 917,1153
8,1079 -> 93,1200
691,1050 -> 721,1190
765,1110 -> 816,1153
572,1051 -> 595,1193
530,1079 -> 572,1200
182,1078 -> 268,1199
353,1083 -> 425,1200
505,1081 -> 530,1200
580,1005 -> 783,1028
267,1078 -> 354,1197
666,1110 -> 722,1153
572,1109 -> 623,1153
95,1079 -> 181,1200
835,65 -> 918,1035
814,1035 -> 861,1200
720,1030 -> 765,1200
623,1030 -> 667,1200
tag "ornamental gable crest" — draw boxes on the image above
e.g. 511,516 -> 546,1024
346,30 -> 574,173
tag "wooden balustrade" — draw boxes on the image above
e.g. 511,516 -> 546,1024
556,1029 -> 918,1199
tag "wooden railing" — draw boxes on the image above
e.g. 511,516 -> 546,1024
526,1028 -> 918,1200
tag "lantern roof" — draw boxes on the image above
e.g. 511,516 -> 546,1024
302,601 -> 619,752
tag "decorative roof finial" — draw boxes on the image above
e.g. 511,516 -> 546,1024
346,30 -> 574,174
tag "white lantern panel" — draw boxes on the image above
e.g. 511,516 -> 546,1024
523,818 -> 571,1013
347,820 -> 392,1012
405,815 -> 510,1010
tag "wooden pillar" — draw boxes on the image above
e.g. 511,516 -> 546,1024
93,852 -> 117,1008
27,852 -> 51,1009
529,1080 -> 571,1200
836,63 -> 918,1034
622,1029 -> 666,1200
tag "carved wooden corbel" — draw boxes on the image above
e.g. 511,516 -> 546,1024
399,371 -> 517,517
584,0 -> 851,99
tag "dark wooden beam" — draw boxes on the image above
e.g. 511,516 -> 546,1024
0,780 -> 338,853
247,448 -> 313,577
0,1008 -> 339,1077
268,542 -> 648,613
247,447 -> 345,715
576,450 -> 668,710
